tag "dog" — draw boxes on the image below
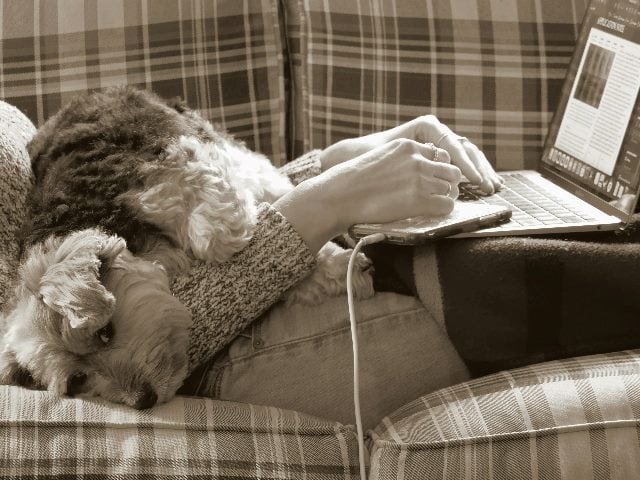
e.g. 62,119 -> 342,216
0,86 -> 374,408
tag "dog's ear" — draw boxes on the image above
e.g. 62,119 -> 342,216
23,230 -> 126,330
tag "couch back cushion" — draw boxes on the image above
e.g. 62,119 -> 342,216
286,0 -> 588,170
0,0 -> 287,165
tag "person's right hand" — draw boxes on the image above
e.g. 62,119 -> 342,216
319,115 -> 502,194
274,139 -> 461,253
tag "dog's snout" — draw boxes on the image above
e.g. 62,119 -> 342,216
133,384 -> 158,410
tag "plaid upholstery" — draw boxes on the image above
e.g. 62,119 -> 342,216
369,349 -> 640,479
0,0 -> 287,164
0,386 -> 361,478
286,0 -> 589,169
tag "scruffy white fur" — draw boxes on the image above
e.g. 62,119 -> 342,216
0,87 -> 373,409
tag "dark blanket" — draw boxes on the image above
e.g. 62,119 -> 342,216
367,216 -> 640,378
435,216 -> 640,377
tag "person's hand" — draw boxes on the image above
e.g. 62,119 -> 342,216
320,115 -> 502,194
274,139 -> 461,253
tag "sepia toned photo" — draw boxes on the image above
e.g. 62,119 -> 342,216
1,0 -> 640,478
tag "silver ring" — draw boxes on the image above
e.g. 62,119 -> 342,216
457,136 -> 469,144
425,142 -> 439,162
444,182 -> 452,197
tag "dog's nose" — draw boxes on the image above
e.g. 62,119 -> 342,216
133,385 -> 158,409
66,372 -> 87,397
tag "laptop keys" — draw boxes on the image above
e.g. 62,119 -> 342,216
459,175 -> 598,227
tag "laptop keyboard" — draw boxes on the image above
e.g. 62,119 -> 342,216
459,173 -> 599,228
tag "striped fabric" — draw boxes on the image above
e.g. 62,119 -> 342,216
0,0 -> 287,164
369,349 -> 640,479
286,0 -> 589,170
0,385 -> 361,478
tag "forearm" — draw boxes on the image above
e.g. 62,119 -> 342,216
172,203 -> 317,370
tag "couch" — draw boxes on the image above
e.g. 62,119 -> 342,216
1,0 -> 640,478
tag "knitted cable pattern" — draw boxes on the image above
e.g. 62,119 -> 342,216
173,203 -> 317,369
277,149 -> 322,185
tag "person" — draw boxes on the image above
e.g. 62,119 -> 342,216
177,115 -> 503,429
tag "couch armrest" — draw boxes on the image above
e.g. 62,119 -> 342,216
0,101 -> 36,307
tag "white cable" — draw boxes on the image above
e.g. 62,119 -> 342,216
347,232 -> 386,480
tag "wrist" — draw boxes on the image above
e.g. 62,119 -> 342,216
272,176 -> 341,254
318,142 -> 344,172
319,138 -> 371,172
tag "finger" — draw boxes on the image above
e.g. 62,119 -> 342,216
476,148 -> 504,191
423,161 -> 462,184
415,142 -> 451,164
435,179 -> 459,200
461,140 -> 502,194
433,124 -> 483,185
422,176 -> 459,200
420,194 -> 455,217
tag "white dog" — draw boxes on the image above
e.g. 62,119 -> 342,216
0,86 -> 373,408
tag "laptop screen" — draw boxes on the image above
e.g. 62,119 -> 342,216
540,0 -> 640,217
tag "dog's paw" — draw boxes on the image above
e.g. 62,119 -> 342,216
0,348 -> 38,388
283,242 -> 374,306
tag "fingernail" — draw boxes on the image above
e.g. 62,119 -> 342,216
482,179 -> 494,195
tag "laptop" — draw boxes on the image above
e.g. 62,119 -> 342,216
357,0 -> 640,242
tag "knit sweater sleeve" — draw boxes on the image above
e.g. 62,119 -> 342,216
172,202 -> 317,370
278,149 -> 322,186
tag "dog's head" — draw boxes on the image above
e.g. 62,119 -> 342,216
0,228 -> 191,408
70,248 -> 192,408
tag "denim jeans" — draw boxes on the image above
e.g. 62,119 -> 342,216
182,292 -> 469,431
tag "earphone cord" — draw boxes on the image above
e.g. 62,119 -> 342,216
346,232 -> 387,480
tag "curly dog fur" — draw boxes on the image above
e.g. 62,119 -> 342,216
0,86 -> 373,408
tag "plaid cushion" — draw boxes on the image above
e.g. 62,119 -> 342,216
0,386 -> 360,478
370,349 -> 640,479
0,0 -> 287,164
286,0 -> 589,169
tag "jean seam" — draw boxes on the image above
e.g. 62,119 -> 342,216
233,306 -> 426,362
212,363 -> 228,397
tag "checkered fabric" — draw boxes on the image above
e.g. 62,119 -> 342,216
0,385 -> 361,478
369,349 -> 640,479
285,0 -> 589,169
0,0 -> 287,164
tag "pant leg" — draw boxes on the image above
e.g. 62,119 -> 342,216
183,292 -> 469,431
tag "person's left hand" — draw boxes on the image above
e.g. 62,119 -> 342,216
319,115 -> 503,194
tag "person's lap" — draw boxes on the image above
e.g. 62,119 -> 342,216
181,290 -> 469,430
